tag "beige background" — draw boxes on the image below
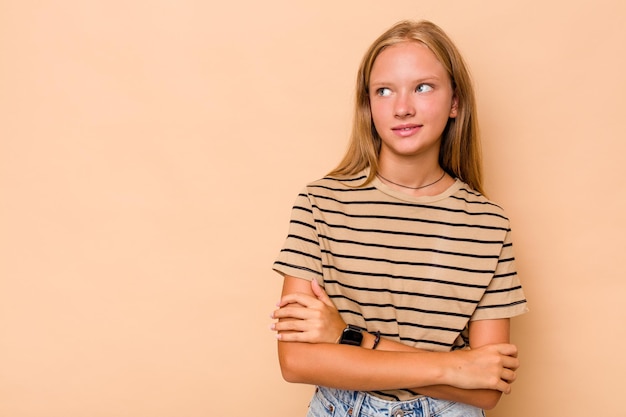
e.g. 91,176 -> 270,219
1,1 -> 624,416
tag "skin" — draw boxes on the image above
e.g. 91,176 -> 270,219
370,41 -> 458,194
271,41 -> 519,410
273,279 -> 515,409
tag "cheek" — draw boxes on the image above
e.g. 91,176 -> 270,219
419,101 -> 452,123
369,101 -> 385,124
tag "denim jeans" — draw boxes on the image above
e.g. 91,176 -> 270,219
307,386 -> 485,417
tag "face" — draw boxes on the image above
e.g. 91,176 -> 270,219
369,41 -> 458,163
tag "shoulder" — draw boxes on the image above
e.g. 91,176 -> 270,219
301,171 -> 371,196
292,171 -> 379,212
450,181 -> 511,227
306,171 -> 368,188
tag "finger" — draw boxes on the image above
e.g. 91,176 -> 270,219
272,320 -> 309,333
277,292 -> 321,308
276,331 -> 314,343
495,379 -> 512,395
495,343 -> 518,357
500,368 -> 517,383
310,279 -> 334,306
501,355 -> 520,371
272,305 -> 315,321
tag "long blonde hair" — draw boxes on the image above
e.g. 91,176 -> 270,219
328,20 -> 484,194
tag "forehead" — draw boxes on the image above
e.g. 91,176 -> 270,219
370,41 -> 448,81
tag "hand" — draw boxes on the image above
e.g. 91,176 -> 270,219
446,343 -> 520,393
271,279 -> 346,344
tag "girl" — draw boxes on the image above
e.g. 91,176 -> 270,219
271,20 -> 527,416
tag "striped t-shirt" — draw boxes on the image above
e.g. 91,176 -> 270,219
273,171 -> 528,401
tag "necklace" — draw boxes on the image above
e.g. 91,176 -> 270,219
377,170 -> 446,190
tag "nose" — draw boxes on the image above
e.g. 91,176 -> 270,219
394,92 -> 415,118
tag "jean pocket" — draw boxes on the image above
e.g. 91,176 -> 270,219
307,387 -> 337,417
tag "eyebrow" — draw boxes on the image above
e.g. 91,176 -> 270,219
369,76 -> 442,87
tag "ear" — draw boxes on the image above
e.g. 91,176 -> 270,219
449,94 -> 459,118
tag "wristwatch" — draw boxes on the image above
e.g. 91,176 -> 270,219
338,324 -> 363,346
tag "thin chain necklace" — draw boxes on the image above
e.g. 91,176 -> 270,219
377,170 -> 446,190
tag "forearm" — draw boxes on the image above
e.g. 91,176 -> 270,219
278,340 -> 449,391
278,337 -> 514,398
360,332 -> 503,409
274,276 -> 517,406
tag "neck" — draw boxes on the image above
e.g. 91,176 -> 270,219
375,153 -> 452,195
377,169 -> 446,190
377,156 -> 443,187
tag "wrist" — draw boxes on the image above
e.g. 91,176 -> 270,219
338,327 -> 381,349
371,331 -> 381,349
439,350 -> 465,387
360,331 -> 374,348
338,324 -> 364,346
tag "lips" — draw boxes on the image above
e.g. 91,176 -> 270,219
391,124 -> 422,137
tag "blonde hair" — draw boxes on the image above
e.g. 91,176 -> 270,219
328,20 -> 484,195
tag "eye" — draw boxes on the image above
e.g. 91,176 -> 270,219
416,84 -> 433,93
376,87 -> 392,97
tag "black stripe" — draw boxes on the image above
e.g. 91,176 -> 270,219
450,193 -> 504,211
326,278 -> 480,304
311,199 -> 509,228
485,285 -> 522,295
311,179 -> 505,213
321,249 -> 496,275
311,184 -> 376,193
316,220 -> 505,244
333,295 -> 473,319
292,205 -> 312,215
272,261 -> 321,277
285,234 -> 318,246
322,174 -> 368,183
494,271 -> 517,279
398,336 -> 453,348
475,299 -> 527,310
357,328 -> 456,348
309,184 -> 506,216
341,311 -> 465,333
319,235 -> 500,259
377,318 -> 462,334
324,265 -> 488,289
289,219 -> 316,231
280,248 -> 320,262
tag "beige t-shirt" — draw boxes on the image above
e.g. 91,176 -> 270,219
274,171 -> 528,401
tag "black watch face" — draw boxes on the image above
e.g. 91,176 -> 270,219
340,326 -> 363,346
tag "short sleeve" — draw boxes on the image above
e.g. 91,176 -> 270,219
272,188 -> 323,281
471,229 -> 529,320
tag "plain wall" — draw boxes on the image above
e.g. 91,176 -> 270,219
1,1 -> 624,416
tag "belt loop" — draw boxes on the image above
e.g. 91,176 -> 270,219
420,396 -> 430,417
350,390 -> 366,417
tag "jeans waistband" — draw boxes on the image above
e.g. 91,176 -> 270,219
313,386 -> 484,417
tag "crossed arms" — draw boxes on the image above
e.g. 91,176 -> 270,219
271,275 -> 520,410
